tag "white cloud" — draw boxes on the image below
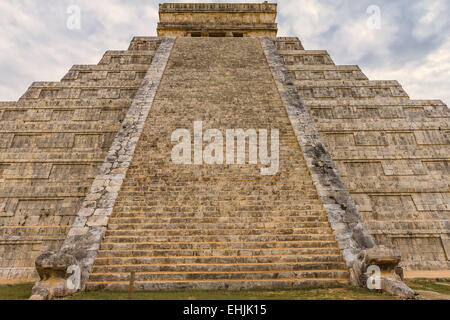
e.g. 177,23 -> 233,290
367,34 -> 450,101
0,0 -> 448,105
412,0 -> 448,41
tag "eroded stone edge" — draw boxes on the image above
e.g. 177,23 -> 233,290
259,37 -> 376,271
32,37 -> 176,297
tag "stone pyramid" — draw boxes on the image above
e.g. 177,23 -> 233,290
0,3 -> 448,296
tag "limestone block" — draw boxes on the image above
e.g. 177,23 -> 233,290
379,106 -> 406,119
24,109 -> 53,122
14,199 -> 61,217
344,161 -> 383,177
412,193 -> 446,211
77,71 -> 108,81
424,161 -> 450,177
100,109 -> 125,122
51,110 -> 74,121
73,108 -> 101,121
424,105 -> 450,118
442,193 -> 450,210
313,87 -> 336,98
80,89 -> 98,99
2,110 -> 26,120
323,133 -> 355,147
3,163 -> 52,179
38,89 -> 60,99
38,133 -> 75,149
351,194 -> 373,212
352,87 -> 374,98
0,134 -> 13,148
370,195 -> 419,220
387,132 -> 417,146
357,108 -> 381,119
390,86 -> 408,97
120,89 -> 137,99
354,132 -> 388,146
0,199 -> 19,217
57,89 -> 81,99
392,237 -> 448,266
310,108 -> 333,119
21,88 -> 41,99
323,71 -> 340,80
381,160 -> 426,176
414,130 -> 449,145
333,106 -> 358,119
62,70 -> 79,81
49,164 -> 96,181
441,236 -> 450,260
98,89 -> 120,99
73,135 -> 103,149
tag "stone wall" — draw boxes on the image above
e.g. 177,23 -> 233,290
0,37 -> 162,279
157,2 -> 277,37
276,37 -> 450,270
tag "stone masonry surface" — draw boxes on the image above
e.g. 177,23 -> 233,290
0,37 -> 163,279
261,37 -> 375,272
56,37 -> 175,289
86,37 -> 350,291
275,37 -> 449,271
0,3 -> 448,289
157,2 -> 278,37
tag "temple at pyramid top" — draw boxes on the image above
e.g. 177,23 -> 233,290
157,2 -> 278,37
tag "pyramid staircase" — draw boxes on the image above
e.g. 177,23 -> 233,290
86,37 -> 350,290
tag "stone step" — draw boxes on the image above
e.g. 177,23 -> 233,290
276,37 -> 304,50
101,50 -> 156,56
104,234 -> 337,243
107,215 -> 329,225
59,79 -> 144,87
97,246 -> 340,258
98,51 -> 154,65
128,37 -> 162,51
67,65 -> 150,73
19,87 -> 139,101
90,270 -> 349,282
99,240 -> 338,251
94,250 -> 343,265
113,193 -> 322,200
112,210 -> 327,218
104,227 -> 333,237
286,64 -> 361,72
296,85 -> 408,99
86,278 -> 349,291
0,185 -> 91,197
114,191 -> 320,198
107,221 -> 330,231
92,259 -> 346,274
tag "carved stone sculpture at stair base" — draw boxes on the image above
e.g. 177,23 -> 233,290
30,252 -> 78,300
351,245 -> 417,299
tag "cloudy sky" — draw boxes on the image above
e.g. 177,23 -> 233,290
0,0 -> 449,105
